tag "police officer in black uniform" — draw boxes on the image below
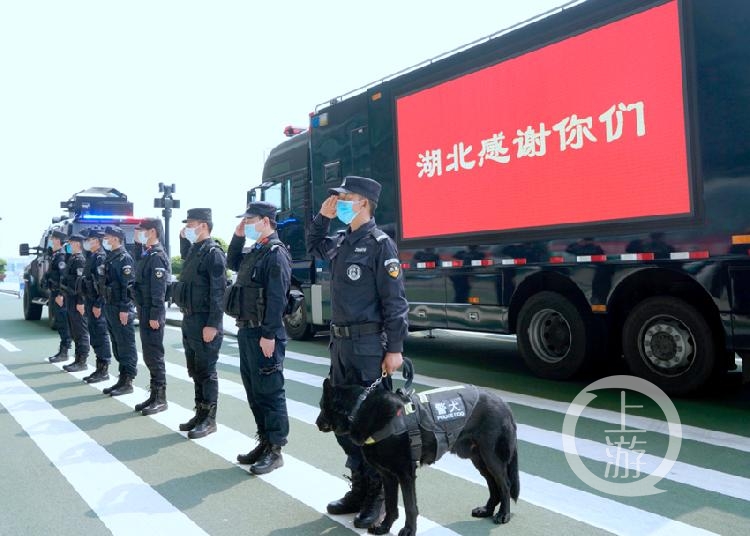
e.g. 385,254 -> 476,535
307,176 -> 409,529
132,218 -> 171,416
80,229 -> 114,383
61,233 -> 91,372
47,230 -> 73,363
227,201 -> 291,475
100,226 -> 138,396
173,208 -> 226,439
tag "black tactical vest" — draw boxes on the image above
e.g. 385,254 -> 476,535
174,239 -> 220,313
224,239 -> 283,322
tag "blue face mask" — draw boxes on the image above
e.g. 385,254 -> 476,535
336,200 -> 361,225
184,227 -> 198,244
244,222 -> 262,242
64,243 -> 72,254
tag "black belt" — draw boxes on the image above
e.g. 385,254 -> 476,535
330,322 -> 383,339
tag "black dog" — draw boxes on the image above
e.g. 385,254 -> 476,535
317,377 -> 519,536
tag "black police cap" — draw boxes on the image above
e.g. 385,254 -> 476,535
50,230 -> 67,241
67,233 -> 85,243
182,208 -> 212,223
136,217 -> 164,236
237,201 -> 277,220
328,176 -> 382,204
104,225 -> 125,241
82,228 -> 104,239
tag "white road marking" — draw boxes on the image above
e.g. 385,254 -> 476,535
0,338 -> 21,352
0,363 -> 208,536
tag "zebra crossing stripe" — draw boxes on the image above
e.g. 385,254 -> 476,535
0,363 -> 208,536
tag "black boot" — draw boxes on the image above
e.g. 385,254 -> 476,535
353,473 -> 385,529
84,361 -> 109,384
48,344 -> 70,363
187,403 -> 217,439
327,470 -> 367,515
179,385 -> 203,431
250,445 -> 284,475
237,434 -> 269,465
141,385 -> 168,416
102,374 -> 124,395
134,384 -> 156,412
109,375 -> 134,396
63,355 -> 88,372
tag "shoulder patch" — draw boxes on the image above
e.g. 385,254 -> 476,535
154,267 -> 166,279
386,261 -> 401,279
58,261 -> 66,270
122,265 -> 132,276
76,267 -> 84,276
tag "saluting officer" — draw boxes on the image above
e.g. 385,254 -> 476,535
132,218 -> 171,416
172,208 -> 226,439
47,230 -> 73,363
80,229 -> 114,383
61,233 -> 91,372
227,201 -> 291,475
100,225 -> 139,397
307,176 -> 409,529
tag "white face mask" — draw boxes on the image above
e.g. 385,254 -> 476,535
136,230 -> 148,244
102,238 -> 112,251
83,240 -> 92,252
184,226 -> 198,244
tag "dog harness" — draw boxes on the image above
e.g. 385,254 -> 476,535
364,385 -> 480,465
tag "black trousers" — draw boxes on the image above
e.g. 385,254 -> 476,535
330,333 -> 390,478
138,311 -> 166,386
52,299 -> 71,349
182,313 -> 222,404
65,297 -> 90,358
237,326 -> 289,446
85,299 -> 112,361
104,304 -> 137,377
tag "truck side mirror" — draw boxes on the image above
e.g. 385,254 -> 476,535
19,243 -> 30,256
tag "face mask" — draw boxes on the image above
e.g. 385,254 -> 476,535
336,200 -> 361,225
184,226 -> 198,244
136,230 -> 148,244
102,239 -> 112,251
83,240 -> 92,252
64,243 -> 72,254
244,222 -> 262,242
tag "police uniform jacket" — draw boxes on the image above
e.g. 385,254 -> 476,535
83,248 -> 107,308
62,251 -> 87,305
135,243 -> 170,322
47,249 -> 68,299
227,232 -> 292,340
177,237 -> 226,328
103,246 -> 135,312
307,214 -> 408,353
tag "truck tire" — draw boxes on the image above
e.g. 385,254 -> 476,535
517,291 -> 595,380
22,290 -> 43,321
622,296 -> 715,396
284,293 -> 313,340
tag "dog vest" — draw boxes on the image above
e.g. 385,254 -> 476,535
364,385 -> 480,466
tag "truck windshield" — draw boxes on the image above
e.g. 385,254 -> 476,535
262,182 -> 282,210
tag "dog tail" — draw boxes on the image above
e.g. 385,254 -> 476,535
509,448 -> 520,502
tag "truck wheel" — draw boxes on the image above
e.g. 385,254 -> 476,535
22,290 -> 43,320
517,291 -> 596,380
622,296 -> 715,395
284,293 -> 312,340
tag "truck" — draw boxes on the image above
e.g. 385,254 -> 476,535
255,0 -> 750,395
18,187 -> 142,326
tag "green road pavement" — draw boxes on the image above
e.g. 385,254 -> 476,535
1,293 -> 748,535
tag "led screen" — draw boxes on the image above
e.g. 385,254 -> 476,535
396,1 -> 690,240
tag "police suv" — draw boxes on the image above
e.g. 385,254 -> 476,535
18,187 -> 142,326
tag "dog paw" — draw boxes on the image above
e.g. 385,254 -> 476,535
492,511 -> 512,524
471,506 -> 493,518
368,524 -> 391,535
397,527 -> 415,536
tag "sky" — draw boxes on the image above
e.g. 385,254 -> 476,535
0,0 -> 576,265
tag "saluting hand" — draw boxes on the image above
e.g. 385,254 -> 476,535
235,220 -> 245,237
320,195 -> 338,219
